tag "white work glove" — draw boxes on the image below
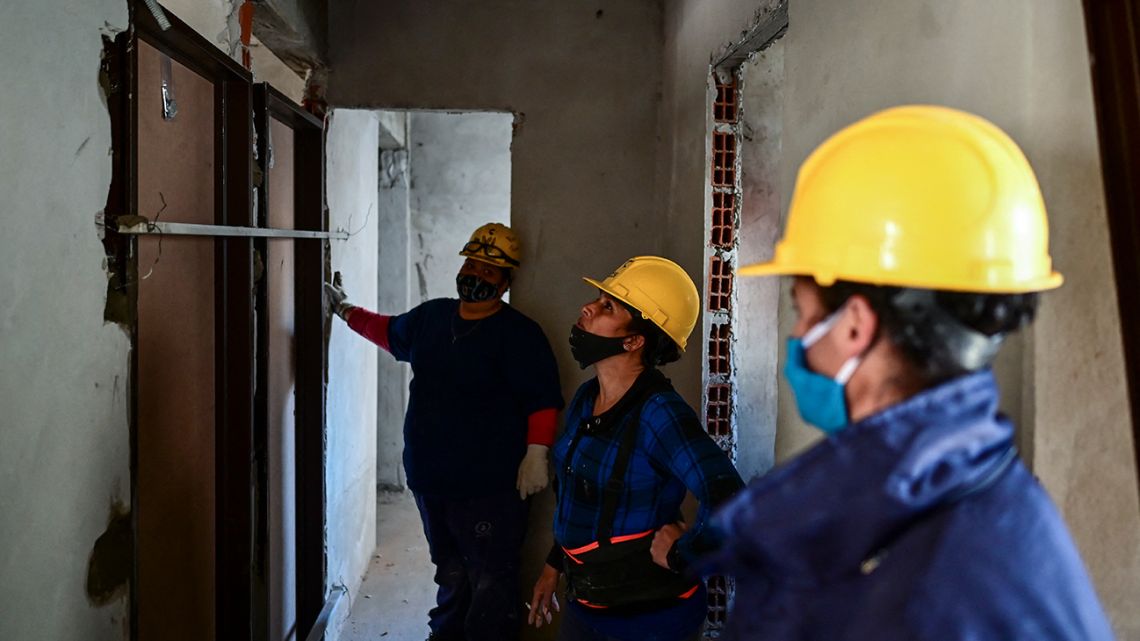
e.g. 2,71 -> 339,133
324,272 -> 354,320
516,444 -> 550,499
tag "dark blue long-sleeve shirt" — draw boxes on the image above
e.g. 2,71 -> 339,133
706,370 -> 1114,641
385,299 -> 564,498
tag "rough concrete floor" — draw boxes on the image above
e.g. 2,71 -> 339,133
341,490 -> 435,641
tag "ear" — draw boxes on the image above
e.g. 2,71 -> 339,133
840,295 -> 879,356
623,334 -> 646,353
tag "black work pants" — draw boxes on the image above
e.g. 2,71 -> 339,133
414,489 -> 529,641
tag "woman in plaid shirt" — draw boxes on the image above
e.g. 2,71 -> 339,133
528,257 -> 744,641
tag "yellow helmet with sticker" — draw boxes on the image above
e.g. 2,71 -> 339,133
584,256 -> 700,351
459,222 -> 522,269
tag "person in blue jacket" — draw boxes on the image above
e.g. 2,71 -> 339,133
326,223 -> 564,641
528,256 -> 744,641
707,105 -> 1115,640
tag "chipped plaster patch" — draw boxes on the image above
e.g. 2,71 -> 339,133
85,500 -> 131,607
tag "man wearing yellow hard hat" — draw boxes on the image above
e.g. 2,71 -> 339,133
705,106 -> 1114,639
326,223 -> 564,641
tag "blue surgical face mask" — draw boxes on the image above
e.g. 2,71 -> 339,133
783,307 -> 864,434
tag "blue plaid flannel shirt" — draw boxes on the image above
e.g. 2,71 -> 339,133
550,373 -> 744,571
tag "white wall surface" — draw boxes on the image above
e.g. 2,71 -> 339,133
376,114 -> 411,489
325,109 -> 381,640
409,111 -> 513,305
0,1 -> 130,639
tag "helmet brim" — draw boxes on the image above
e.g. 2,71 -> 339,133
581,276 -> 687,352
582,276 -> 639,312
460,252 -> 516,270
740,259 -> 1065,293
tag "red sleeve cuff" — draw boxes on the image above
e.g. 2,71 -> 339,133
526,408 -> 559,446
346,307 -> 392,352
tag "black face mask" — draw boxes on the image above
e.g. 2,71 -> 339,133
569,325 -> 634,369
456,274 -> 500,303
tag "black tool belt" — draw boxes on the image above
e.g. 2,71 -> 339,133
562,530 -> 699,613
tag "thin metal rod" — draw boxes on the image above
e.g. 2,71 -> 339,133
118,221 -> 349,240
302,585 -> 348,641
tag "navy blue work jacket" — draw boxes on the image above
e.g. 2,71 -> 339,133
707,370 -> 1114,641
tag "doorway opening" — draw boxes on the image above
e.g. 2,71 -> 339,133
344,110 -> 515,640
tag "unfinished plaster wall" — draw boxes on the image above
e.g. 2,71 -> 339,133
324,109 -> 381,640
408,111 -> 513,305
0,1 -> 130,640
663,0 -> 1140,635
376,112 -> 411,490
734,42 -> 785,481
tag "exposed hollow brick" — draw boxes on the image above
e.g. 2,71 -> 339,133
706,383 -> 732,437
711,132 -> 736,188
713,77 -> 738,123
707,256 -> 734,312
711,191 -> 735,248
708,324 -> 731,376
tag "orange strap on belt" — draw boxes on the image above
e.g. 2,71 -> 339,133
562,529 -> 655,565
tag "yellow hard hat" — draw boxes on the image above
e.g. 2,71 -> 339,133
459,222 -> 522,269
584,256 -> 700,351
741,105 -> 1063,293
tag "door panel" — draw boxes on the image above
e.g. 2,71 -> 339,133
135,38 -> 217,641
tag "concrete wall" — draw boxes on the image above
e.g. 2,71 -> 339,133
0,2 -> 131,639
661,0 -> 1140,636
376,113 -> 411,490
1024,5 -> 1140,635
733,42 -> 785,481
408,111 -> 513,305
325,109 -> 381,640
659,0 -> 778,410
328,0 -> 666,405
